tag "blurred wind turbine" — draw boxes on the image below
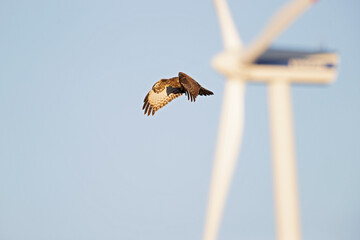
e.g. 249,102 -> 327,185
203,0 -> 338,240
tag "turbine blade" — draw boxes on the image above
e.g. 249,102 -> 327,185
213,0 -> 243,50
203,78 -> 245,240
242,0 -> 316,63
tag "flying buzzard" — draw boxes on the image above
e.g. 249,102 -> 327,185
142,72 -> 214,116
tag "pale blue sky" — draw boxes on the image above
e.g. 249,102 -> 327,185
0,0 -> 359,239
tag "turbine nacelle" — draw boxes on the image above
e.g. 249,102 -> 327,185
212,48 -> 338,84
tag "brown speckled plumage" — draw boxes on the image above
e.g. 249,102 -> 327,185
142,72 -> 214,116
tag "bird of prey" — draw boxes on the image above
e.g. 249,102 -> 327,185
142,72 -> 214,116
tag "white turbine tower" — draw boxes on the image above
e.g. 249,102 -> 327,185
204,0 -> 338,240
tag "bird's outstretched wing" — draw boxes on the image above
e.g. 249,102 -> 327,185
178,72 -> 213,101
142,78 -> 183,116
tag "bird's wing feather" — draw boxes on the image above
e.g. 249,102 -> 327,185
143,79 -> 183,116
178,72 -> 201,102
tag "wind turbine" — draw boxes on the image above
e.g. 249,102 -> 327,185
203,0 -> 338,240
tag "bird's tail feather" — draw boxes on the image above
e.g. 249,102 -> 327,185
199,87 -> 214,96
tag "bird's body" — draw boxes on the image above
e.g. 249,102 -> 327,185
143,72 -> 214,116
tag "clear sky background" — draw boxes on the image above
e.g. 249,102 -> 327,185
0,0 -> 359,239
